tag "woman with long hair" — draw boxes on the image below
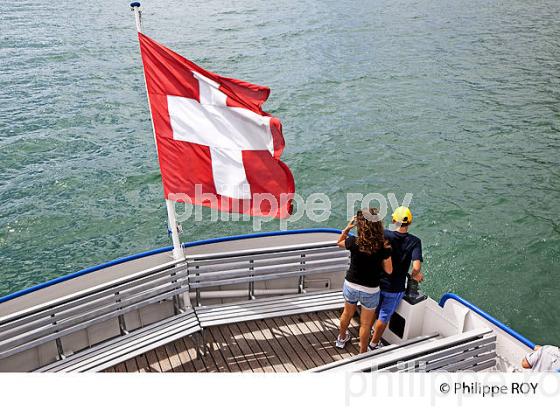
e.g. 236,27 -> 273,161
336,208 -> 392,353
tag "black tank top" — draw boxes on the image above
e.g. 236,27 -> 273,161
344,236 -> 391,288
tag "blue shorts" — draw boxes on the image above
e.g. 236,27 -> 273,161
342,282 -> 380,310
376,291 -> 405,324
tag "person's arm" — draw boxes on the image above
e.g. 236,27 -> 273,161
521,357 -> 532,369
337,217 -> 356,248
410,239 -> 424,282
382,241 -> 393,274
411,260 -> 423,282
521,345 -> 542,369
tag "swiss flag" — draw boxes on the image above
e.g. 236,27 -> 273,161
138,33 -> 295,219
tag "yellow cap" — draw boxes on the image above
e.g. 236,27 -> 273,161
392,206 -> 413,225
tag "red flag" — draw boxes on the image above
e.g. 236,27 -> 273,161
138,33 -> 295,218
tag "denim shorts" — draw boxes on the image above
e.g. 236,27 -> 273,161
376,291 -> 405,324
342,281 -> 380,310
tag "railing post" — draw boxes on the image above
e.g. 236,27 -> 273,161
248,259 -> 255,300
298,253 -> 306,294
183,259 -> 192,309
195,265 -> 201,307
115,291 -> 129,336
51,314 -> 65,360
199,328 -> 207,356
171,263 -> 186,314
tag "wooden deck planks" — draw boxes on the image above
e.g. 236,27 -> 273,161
254,320 -> 298,372
285,315 -> 334,365
208,326 -> 242,372
153,345 -> 173,372
223,324 -> 262,372
123,357 -> 139,372
245,320 -> 287,373
267,317 -> 319,369
144,350 -> 163,372
134,354 -> 151,372
197,331 -> 219,372
235,322 -> 275,372
179,336 -> 205,371
301,313 -> 349,362
164,342 -> 185,372
114,362 -> 127,372
216,326 -> 252,372
273,316 -> 323,368
105,310 -> 361,373
261,318 -> 309,371
205,328 -> 230,372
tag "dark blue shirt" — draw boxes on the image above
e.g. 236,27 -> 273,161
380,229 -> 423,293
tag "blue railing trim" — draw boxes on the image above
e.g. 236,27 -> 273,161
0,228 -> 342,304
439,293 -> 535,349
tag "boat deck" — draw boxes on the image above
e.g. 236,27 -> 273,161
105,309 -> 359,372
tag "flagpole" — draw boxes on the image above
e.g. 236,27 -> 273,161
130,2 -> 184,261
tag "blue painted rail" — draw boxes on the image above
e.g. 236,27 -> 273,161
439,293 -> 535,349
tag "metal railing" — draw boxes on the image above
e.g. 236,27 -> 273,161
0,238 -> 349,363
0,259 -> 189,360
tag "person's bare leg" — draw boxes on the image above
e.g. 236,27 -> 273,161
370,319 -> 388,346
359,308 -> 376,353
338,302 -> 357,339
371,310 -> 379,332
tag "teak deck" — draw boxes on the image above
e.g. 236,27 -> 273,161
105,309 -> 359,372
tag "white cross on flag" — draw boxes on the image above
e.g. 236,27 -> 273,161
138,33 -> 295,218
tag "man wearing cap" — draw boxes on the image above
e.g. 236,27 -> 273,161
368,206 -> 424,350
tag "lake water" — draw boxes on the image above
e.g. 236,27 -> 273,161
0,0 -> 559,342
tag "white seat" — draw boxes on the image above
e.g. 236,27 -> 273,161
187,241 -> 349,353
196,290 -> 344,328
310,328 -> 496,373
187,241 -> 349,303
36,308 -> 199,372
0,260 -> 191,371
2,240 -> 350,371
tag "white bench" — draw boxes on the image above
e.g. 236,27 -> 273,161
36,309 -> 199,372
309,333 -> 440,372
0,259 -> 197,372
187,241 -> 349,350
1,240 -> 350,371
196,290 -> 345,327
383,329 -> 496,372
310,328 -> 496,372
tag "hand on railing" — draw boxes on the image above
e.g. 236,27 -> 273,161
411,271 -> 424,283
405,273 -> 427,305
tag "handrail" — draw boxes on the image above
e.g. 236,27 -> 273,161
0,260 -> 185,324
185,240 -> 338,261
0,228 -> 342,304
439,293 -> 535,349
309,333 -> 440,372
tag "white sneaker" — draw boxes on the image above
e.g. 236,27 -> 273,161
368,341 -> 384,351
335,331 -> 351,349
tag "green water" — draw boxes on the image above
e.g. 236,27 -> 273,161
0,0 -> 559,342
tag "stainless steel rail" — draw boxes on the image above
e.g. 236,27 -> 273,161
0,240 -> 350,371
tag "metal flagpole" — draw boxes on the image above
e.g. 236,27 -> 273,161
130,2 -> 184,261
